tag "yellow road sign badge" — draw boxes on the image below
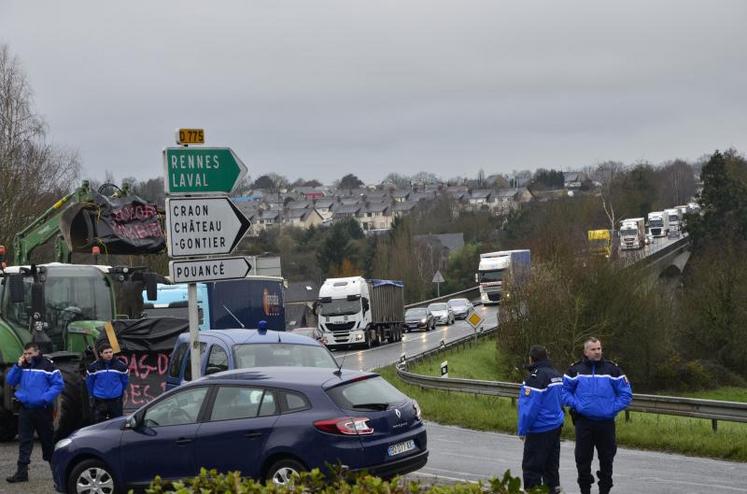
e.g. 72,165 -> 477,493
467,311 -> 483,329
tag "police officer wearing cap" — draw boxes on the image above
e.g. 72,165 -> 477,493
518,345 -> 565,493
563,337 -> 632,494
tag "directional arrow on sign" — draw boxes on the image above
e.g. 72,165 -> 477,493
166,197 -> 251,257
169,256 -> 253,283
163,147 -> 248,194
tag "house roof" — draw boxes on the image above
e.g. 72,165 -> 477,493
470,190 -> 493,200
334,204 -> 361,215
392,190 -> 411,199
494,188 -> 518,199
362,203 -> 390,214
392,201 -> 418,212
260,210 -> 281,220
314,198 -> 336,208
286,200 -> 311,210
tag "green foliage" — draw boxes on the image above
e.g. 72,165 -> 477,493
443,243 -> 481,294
498,256 -> 673,390
140,467 -> 546,494
530,168 -> 564,190
338,173 -> 365,190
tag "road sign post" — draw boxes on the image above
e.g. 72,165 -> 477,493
432,270 -> 445,298
163,147 -> 248,195
163,133 -> 253,381
166,197 -> 251,257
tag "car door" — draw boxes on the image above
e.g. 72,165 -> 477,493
119,385 -> 210,485
193,385 -> 280,478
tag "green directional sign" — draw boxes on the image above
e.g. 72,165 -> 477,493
164,147 -> 248,194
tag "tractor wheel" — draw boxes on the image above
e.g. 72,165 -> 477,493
53,359 -> 90,442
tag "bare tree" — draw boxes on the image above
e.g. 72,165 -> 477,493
0,44 -> 80,249
591,160 -> 625,233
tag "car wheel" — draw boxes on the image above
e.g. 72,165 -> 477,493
67,459 -> 118,494
267,458 -> 307,486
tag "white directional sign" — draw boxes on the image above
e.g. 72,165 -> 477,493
166,197 -> 251,257
169,256 -> 254,283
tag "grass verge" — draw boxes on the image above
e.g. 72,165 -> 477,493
379,338 -> 747,462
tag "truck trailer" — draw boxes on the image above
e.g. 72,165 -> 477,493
475,250 -> 531,304
317,276 -> 404,349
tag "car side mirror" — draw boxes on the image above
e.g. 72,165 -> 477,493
474,273 -> 479,283
124,413 -> 140,430
8,274 -> 25,303
362,298 -> 370,313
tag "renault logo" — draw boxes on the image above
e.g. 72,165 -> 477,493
395,409 -> 401,419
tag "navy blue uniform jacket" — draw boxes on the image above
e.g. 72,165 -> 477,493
6,355 -> 64,408
86,358 -> 129,400
562,358 -> 632,421
518,360 -> 565,436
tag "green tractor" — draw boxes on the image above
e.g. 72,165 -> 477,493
0,181 -> 164,441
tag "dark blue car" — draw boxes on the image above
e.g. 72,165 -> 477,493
52,367 -> 427,493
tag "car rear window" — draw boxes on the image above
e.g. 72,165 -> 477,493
233,343 -> 337,369
326,376 -> 408,410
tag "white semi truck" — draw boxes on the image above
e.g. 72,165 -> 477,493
317,276 -> 404,349
647,211 -> 669,238
619,218 -> 646,250
665,208 -> 682,235
475,249 -> 531,304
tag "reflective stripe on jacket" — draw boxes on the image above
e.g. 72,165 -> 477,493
562,358 -> 632,421
6,355 -> 64,408
518,360 -> 565,436
86,358 -> 129,400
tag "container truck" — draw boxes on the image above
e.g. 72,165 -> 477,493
475,250 -> 531,304
317,276 -> 404,349
619,218 -> 645,250
141,276 -> 286,331
665,208 -> 682,236
647,211 -> 669,237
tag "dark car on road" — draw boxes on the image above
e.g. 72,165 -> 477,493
404,307 -> 435,332
447,298 -> 474,320
52,367 -> 428,493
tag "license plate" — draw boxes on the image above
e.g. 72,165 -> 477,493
387,439 -> 415,457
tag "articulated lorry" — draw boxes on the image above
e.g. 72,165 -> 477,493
619,218 -> 645,250
317,276 -> 404,349
142,277 -> 286,331
476,250 -> 531,304
647,211 -> 669,238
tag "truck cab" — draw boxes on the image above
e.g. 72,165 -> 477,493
619,218 -> 645,250
647,212 -> 668,237
665,208 -> 682,236
476,250 -> 531,304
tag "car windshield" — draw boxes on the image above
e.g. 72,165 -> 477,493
234,343 -> 338,368
649,219 -> 663,228
326,376 -> 408,410
428,303 -> 448,311
319,299 -> 360,316
620,228 -> 637,237
479,269 -> 504,282
669,215 -> 679,222
448,299 -> 467,307
406,308 -> 428,318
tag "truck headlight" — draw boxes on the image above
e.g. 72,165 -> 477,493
355,334 -> 363,340
421,318 -> 427,323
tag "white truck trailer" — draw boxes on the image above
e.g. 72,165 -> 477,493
619,218 -> 646,250
666,208 -> 682,235
647,211 -> 669,238
317,276 -> 404,349
475,249 -> 531,304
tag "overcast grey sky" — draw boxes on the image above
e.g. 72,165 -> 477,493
2,0 -> 746,184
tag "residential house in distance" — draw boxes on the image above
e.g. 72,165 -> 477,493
392,190 -> 410,203
563,171 -> 588,189
286,208 -> 324,229
392,201 -> 418,218
332,204 -> 361,221
468,189 -> 495,210
358,202 -> 393,231
313,197 -> 337,221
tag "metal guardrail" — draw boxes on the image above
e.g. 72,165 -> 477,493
404,286 -> 480,309
396,327 -> 747,431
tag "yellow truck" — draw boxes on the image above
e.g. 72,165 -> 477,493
587,229 -> 612,258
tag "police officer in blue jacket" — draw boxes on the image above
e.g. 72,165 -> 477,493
86,343 -> 129,423
5,342 -> 64,483
518,345 -> 565,493
563,337 -> 632,494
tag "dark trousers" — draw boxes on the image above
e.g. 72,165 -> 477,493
522,426 -> 562,491
93,398 -> 123,423
574,418 -> 617,493
17,406 -> 54,472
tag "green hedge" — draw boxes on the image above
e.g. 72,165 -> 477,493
139,467 -> 549,494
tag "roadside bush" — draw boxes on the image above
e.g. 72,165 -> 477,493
140,468 -> 548,494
